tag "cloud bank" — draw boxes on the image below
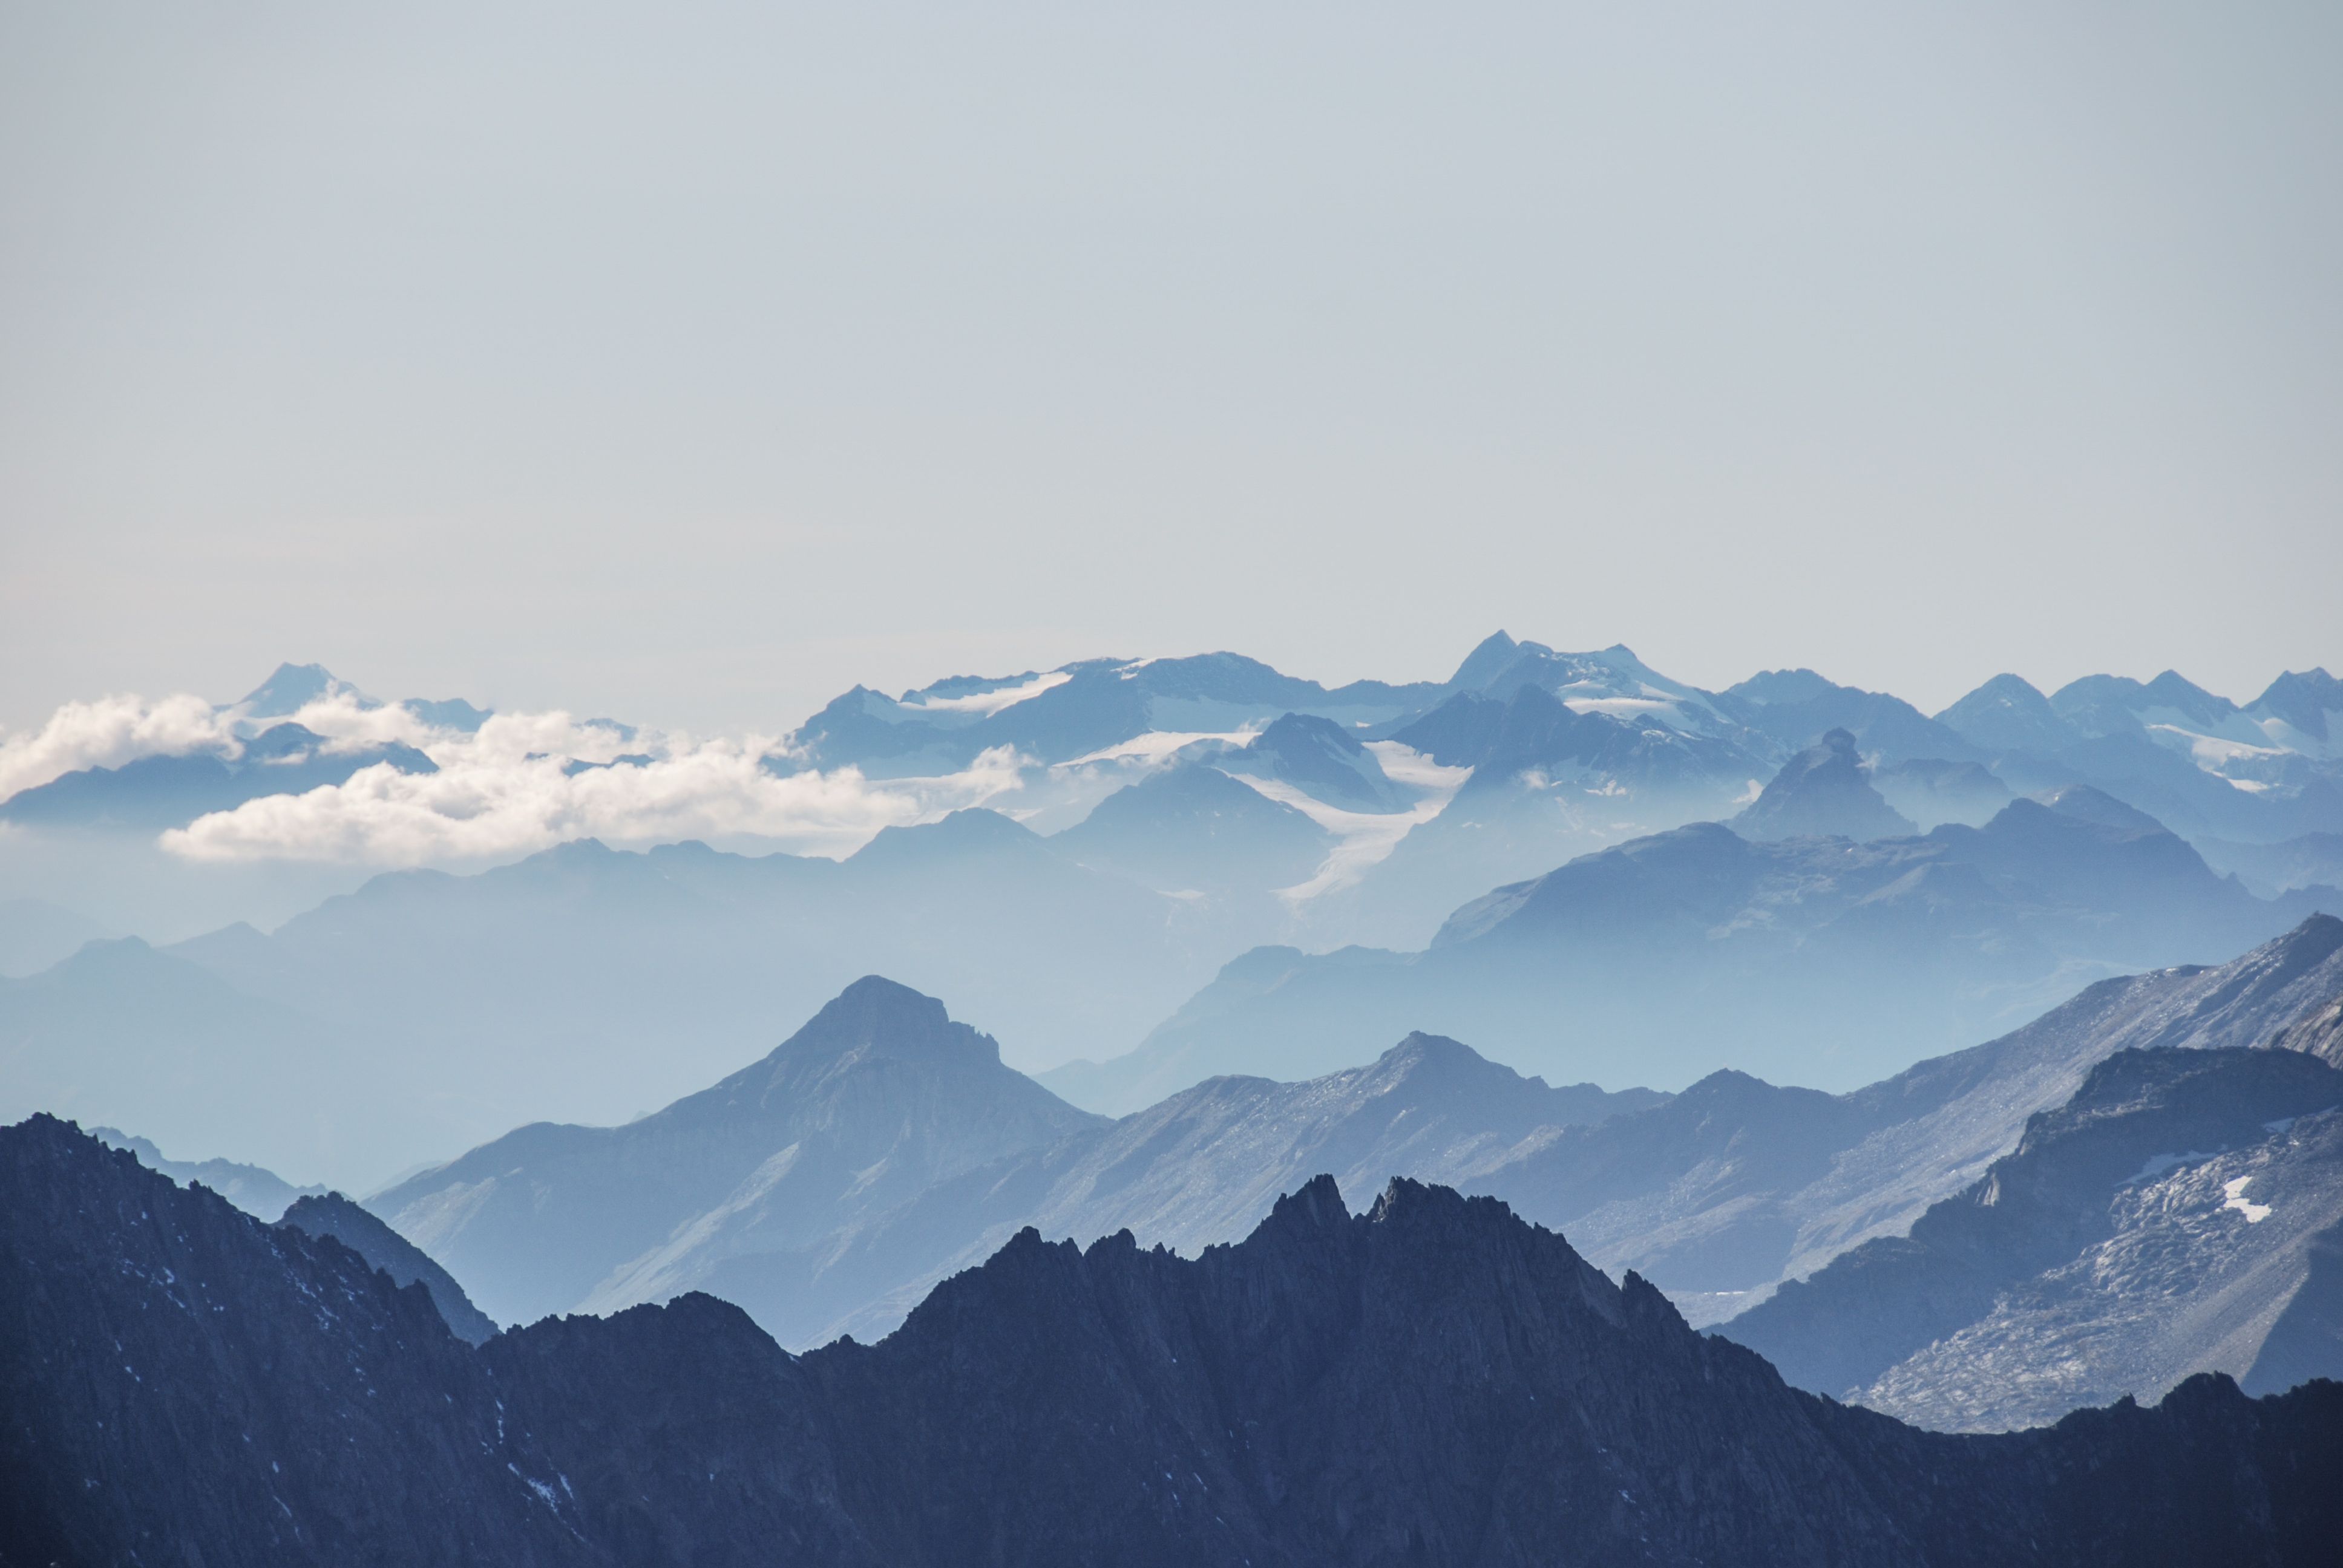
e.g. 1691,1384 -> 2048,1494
0,694 -> 240,802
2,689 -> 1029,867
162,718 -> 1027,865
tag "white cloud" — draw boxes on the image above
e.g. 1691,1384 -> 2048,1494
160,729 -> 1030,866
267,691 -> 440,753
0,693 -> 240,802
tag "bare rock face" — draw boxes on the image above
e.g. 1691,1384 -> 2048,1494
278,1192 -> 500,1345
8,1114 -> 2343,1566
1473,913 -> 2343,1323
1723,1046 -> 2343,1428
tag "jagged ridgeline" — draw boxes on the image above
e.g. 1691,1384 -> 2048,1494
5,1116 -> 2339,1566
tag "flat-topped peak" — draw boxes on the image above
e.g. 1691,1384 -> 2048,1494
775,975 -> 983,1065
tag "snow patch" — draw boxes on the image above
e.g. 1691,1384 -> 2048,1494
2125,1151 -> 2215,1184
899,670 -> 1071,716
1058,729 -> 1258,768
1245,742 -> 1470,906
2221,1175 -> 2270,1224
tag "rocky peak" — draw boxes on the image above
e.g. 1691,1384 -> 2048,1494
14,1122 -> 2343,1565
767,975 -> 989,1069
2036,782 -> 2166,835
1733,728 -> 1917,843
1444,629 -> 1520,690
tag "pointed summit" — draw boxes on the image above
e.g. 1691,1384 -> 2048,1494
369,976 -> 1101,1329
1224,712 -> 1411,813
238,662 -> 375,717
1935,673 -> 2076,754
1445,630 -> 1519,691
2035,783 -> 2164,836
1733,729 -> 1916,842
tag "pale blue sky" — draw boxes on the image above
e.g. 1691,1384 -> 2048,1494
3,1 -> 2338,731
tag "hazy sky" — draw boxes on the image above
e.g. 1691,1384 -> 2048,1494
3,1 -> 2338,734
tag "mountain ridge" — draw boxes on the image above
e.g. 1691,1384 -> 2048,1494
9,1114 -> 2343,1566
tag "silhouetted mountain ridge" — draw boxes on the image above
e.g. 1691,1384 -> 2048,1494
10,1114 -> 2343,1566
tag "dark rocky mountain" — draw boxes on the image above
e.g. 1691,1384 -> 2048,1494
1467,915 -> 2343,1325
92,1125 -> 324,1221
705,1030 -> 1666,1348
1060,797 -> 2334,1113
279,1193 -> 500,1345
1219,711 -> 1413,812
370,978 -> 1106,1328
0,720 -> 437,831
9,1115 -> 2342,1567
1725,1047 -> 2343,1430
1731,727 -> 1918,841
1045,760 -> 1332,893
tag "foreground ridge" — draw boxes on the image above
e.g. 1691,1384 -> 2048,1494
5,1115 -> 2341,1566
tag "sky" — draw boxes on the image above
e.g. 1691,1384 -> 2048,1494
3,0 -> 2338,736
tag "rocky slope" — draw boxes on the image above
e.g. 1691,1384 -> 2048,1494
1044,759 -> 1332,893
9,1114 -> 2342,1567
1722,1047 -> 2343,1429
92,1123 -> 324,1220
1468,914 -> 2343,1323
370,977 -> 1105,1327
278,1192 -> 500,1344
707,1031 -> 1664,1347
1731,727 -> 1918,841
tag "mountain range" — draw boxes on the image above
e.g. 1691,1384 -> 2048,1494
9,1114 -> 2341,1566
1055,783 -> 2333,1111
3,638 -> 2336,1189
362,917 -> 2343,1413
1472,913 -> 2343,1323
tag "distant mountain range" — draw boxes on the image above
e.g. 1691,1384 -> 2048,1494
1471,914 -> 2343,1327
90,1125 -> 324,1221
364,918 -> 2343,1414
5,639 -> 2338,930
1055,786 -> 2335,1109
0,718 -> 437,832
3,637 -> 2336,1185
10,1114 -> 2341,1566
376,978 -> 1661,1345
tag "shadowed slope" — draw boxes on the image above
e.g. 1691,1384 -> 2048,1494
8,1117 -> 2342,1566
